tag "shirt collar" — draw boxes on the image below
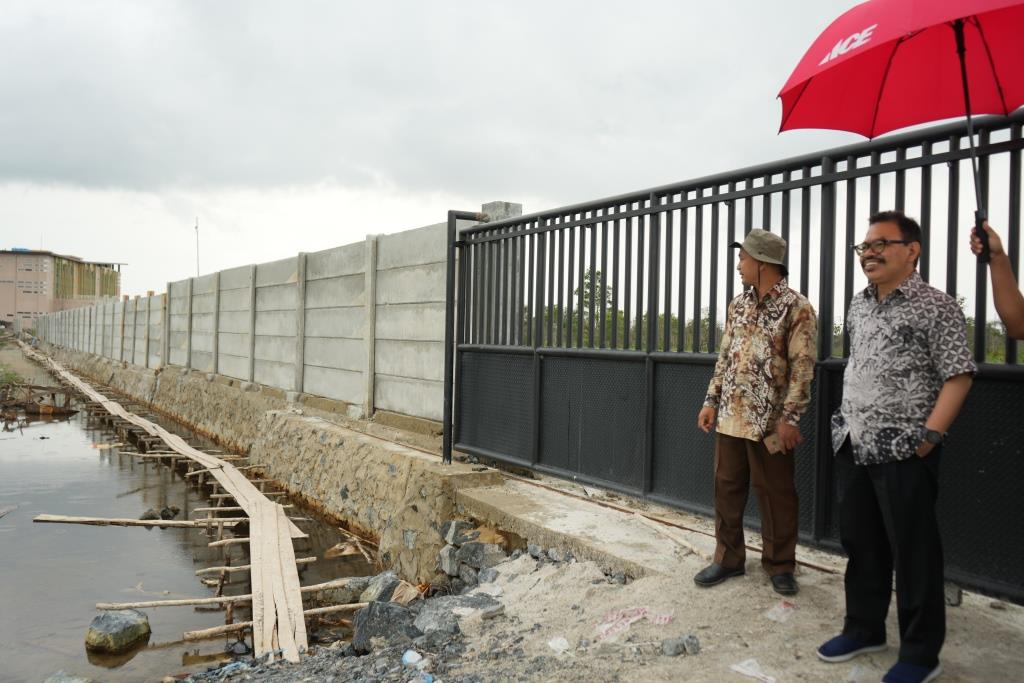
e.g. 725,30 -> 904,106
863,270 -> 924,302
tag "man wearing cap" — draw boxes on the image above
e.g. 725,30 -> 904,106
694,229 -> 817,596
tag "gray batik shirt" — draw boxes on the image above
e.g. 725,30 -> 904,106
831,270 -> 976,465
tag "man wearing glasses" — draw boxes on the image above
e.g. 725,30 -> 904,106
818,211 -> 975,683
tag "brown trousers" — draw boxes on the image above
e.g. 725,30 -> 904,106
713,433 -> 798,575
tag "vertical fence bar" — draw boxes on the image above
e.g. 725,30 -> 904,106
708,192 -> 720,353
946,135 -> 961,297
535,230 -> 548,348
578,216 -> 587,349
744,183 -> 753,235
819,157 -> 837,359
647,194 -> 660,354
623,215 -> 632,349
662,200 -> 673,352
920,142 -> 933,282
589,214 -> 598,347
781,170 -> 792,256
677,204 -> 688,351
869,151 -> 881,215
974,130 -> 990,363
895,147 -> 906,211
844,155 -> 857,356
634,209 -> 645,351
726,183 -> 737,305
1007,123 -> 1021,364
509,227 -> 520,346
547,222 -> 556,346
600,210 -> 609,349
566,222 -> 576,346
526,232 -> 535,346
611,209 -> 621,349
693,199 -> 704,352
762,175 -> 772,230
556,221 -> 565,347
800,166 -> 812,296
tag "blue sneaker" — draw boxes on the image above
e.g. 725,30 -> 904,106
882,662 -> 943,683
816,634 -> 887,662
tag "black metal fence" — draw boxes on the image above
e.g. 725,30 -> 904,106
444,109 -> 1024,602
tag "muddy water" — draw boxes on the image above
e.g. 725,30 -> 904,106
0,402 -> 371,683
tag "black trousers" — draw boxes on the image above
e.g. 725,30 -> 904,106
836,438 -> 945,668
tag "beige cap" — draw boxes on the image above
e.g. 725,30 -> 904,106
729,229 -> 787,265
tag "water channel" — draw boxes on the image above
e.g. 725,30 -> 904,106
0,350 -> 370,682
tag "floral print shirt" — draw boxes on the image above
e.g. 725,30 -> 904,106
704,278 -> 818,442
831,270 -> 976,465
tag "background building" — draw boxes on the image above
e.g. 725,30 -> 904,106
0,248 -> 121,331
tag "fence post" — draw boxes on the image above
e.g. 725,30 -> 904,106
131,296 -> 139,364
363,236 -> 378,418
162,286 -> 170,368
185,278 -> 194,369
212,272 -> 221,375
814,155 -> 837,542
119,296 -> 127,362
144,293 -> 152,369
294,253 -> 307,393
248,265 -> 257,382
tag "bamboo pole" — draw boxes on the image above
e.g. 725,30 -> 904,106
196,557 -> 316,576
96,577 -> 370,609
33,514 -> 239,529
183,603 -> 369,641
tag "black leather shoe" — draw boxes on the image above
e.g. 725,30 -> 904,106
770,572 -> 798,595
693,562 -> 745,587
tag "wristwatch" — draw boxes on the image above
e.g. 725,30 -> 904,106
923,429 -> 946,445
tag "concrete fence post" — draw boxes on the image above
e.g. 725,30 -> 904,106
248,264 -> 257,382
212,272 -> 221,375
162,284 -> 171,367
119,295 -> 128,362
144,293 -> 152,369
294,253 -> 307,393
363,235 -> 378,418
185,277 -> 194,370
131,296 -> 139,364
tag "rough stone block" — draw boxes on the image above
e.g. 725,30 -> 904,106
84,609 -> 151,653
439,545 -> 460,576
455,542 -> 507,570
352,601 -> 415,653
459,564 -> 479,587
359,571 -> 400,603
441,520 -> 475,545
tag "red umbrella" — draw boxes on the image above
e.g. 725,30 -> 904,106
778,0 -> 1024,261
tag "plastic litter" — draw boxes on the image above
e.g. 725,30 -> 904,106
595,607 -> 675,642
763,599 -> 797,623
547,636 -> 571,654
402,650 -> 423,666
729,658 -> 776,683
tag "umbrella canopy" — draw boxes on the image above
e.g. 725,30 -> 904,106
779,0 -> 1024,138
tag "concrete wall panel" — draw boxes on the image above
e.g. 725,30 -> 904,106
190,350 -> 215,373
303,336 -> 362,370
255,335 -> 296,364
218,310 -> 250,334
375,303 -> 445,342
376,262 -> 446,305
220,265 -> 251,290
191,292 -> 216,314
254,310 -> 296,337
304,307 -> 363,339
218,331 -> 250,357
305,275 -> 364,309
302,365 -> 363,405
219,288 -> 251,312
254,359 -> 295,391
218,354 -> 249,381
375,375 -> 442,421
307,244 -> 364,280
374,339 -> 444,382
193,274 -> 217,295
256,284 -> 297,311
376,223 -> 445,270
256,258 -> 298,287
191,312 -> 215,333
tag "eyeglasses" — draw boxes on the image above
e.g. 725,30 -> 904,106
850,239 -> 914,256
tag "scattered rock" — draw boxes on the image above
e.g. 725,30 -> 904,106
480,604 -> 505,620
359,571 -> 401,603
414,629 -> 455,652
683,634 -> 701,655
944,582 -> 963,607
414,593 -> 499,635
158,505 -> 180,520
321,576 -> 370,605
442,519 -> 477,546
439,545 -> 460,576
227,640 -> 251,655
84,609 -> 151,653
456,542 -> 507,570
547,548 -> 567,563
459,564 -> 479,587
138,509 -> 160,521
478,567 -> 499,584
527,544 -> 543,559
610,571 -> 627,585
351,601 -> 416,653
510,549 -> 524,560
990,600 -> 1008,611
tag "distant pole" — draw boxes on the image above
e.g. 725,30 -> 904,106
195,217 -> 200,276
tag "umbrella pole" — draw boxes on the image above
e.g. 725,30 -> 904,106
955,18 -> 990,263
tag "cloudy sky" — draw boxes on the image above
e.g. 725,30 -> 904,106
1,1 -> 902,295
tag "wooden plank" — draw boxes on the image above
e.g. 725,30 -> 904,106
265,503 -> 298,663
33,514 -> 238,529
275,504 -> 307,659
